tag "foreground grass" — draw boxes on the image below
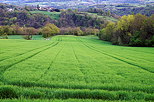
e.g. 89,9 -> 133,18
0,35 -> 154,101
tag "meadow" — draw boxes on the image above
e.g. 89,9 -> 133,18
0,35 -> 154,101
86,13 -> 118,22
7,35 -> 44,40
30,11 -> 61,20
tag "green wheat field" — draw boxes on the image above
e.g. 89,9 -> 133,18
0,35 -> 154,102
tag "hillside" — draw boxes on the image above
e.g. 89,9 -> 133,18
30,11 -> 61,20
0,35 -> 154,101
0,3 -> 115,29
1,0 -> 153,16
0,0 -> 146,3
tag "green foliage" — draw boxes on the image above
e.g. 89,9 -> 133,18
99,14 -> 154,46
72,27 -> 83,36
82,28 -> 99,35
60,27 -> 99,36
0,33 -> 8,39
23,35 -> 32,40
0,8 -> 52,28
41,23 -> 60,38
59,11 -> 108,29
99,22 -> 115,41
0,25 -> 38,36
60,27 -> 83,36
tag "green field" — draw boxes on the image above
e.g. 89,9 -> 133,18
0,35 -> 154,101
86,13 -> 118,22
30,11 -> 61,20
7,35 -> 44,40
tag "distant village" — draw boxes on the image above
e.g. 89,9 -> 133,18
2,3 -> 61,12
36,5 -> 60,12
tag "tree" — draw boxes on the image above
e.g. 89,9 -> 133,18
11,25 -> 23,35
22,27 -> 38,40
114,15 -> 135,45
74,27 -> 83,36
41,23 -> 60,38
99,14 -> 154,46
60,27 -> 83,36
0,26 -> 9,39
99,22 -> 115,41
82,28 -> 99,35
0,26 -> 13,35
129,14 -> 154,46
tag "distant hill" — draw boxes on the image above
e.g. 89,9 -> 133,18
110,0 -> 145,3
0,0 -> 146,3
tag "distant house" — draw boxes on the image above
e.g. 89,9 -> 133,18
37,5 -> 60,12
7,8 -> 14,12
39,7 -> 48,11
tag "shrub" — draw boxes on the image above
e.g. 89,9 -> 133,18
41,23 -> 60,38
23,35 -> 32,40
0,33 -> 8,39
60,27 -> 83,36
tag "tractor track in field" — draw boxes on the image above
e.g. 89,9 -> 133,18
71,43 -> 89,83
0,36 -> 62,62
84,42 -> 154,63
37,37 -> 63,81
78,38 -> 154,73
0,42 -> 60,78
75,38 -> 125,79
90,39 -> 154,55
87,39 -> 154,62
0,42 -> 55,62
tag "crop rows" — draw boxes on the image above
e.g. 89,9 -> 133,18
0,35 -> 154,101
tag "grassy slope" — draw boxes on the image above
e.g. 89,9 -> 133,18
86,13 -> 118,22
30,11 -> 117,22
0,35 -> 154,101
30,11 -> 61,20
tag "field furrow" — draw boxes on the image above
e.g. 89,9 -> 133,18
0,42 -> 60,83
78,37 -> 154,73
0,42 -> 55,62
37,46 -> 64,81
0,35 -> 153,101
71,44 -> 89,83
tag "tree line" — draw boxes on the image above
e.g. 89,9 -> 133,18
98,14 -> 154,47
0,24 -> 99,39
0,3 -> 108,29
0,3 -> 153,47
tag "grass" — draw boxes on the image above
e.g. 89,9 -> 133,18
30,11 -> 61,20
7,35 -> 44,40
0,35 -> 154,101
86,13 -> 118,22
